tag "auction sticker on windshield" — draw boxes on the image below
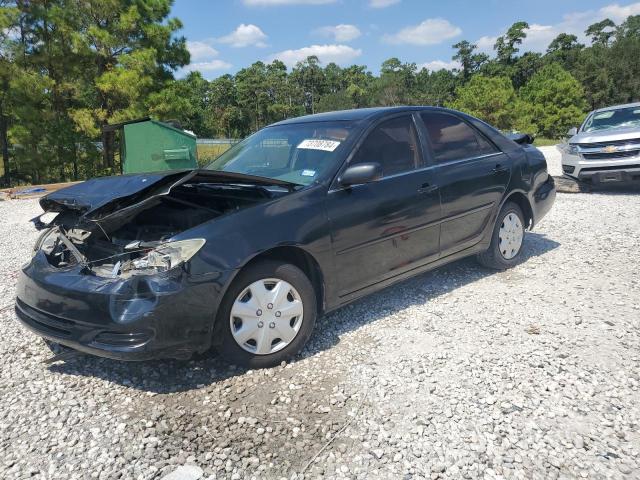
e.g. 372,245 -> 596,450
297,139 -> 341,152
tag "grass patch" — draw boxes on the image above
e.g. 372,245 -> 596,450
533,137 -> 560,147
196,144 -> 233,167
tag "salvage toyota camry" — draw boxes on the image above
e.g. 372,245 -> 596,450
15,107 -> 556,367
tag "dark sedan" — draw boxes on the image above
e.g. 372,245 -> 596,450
15,107 -> 556,367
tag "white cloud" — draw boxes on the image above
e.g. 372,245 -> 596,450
315,24 -> 361,42
475,35 -> 498,53
383,18 -> 462,45
184,60 -> 232,72
600,2 -> 640,21
418,60 -> 460,71
268,44 -> 362,67
218,24 -> 268,48
243,0 -> 336,5
369,0 -> 400,8
476,2 -> 640,54
184,40 -> 231,77
187,41 -> 219,61
520,23 -> 559,52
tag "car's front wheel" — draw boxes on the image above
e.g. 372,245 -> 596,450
477,201 -> 526,270
216,260 -> 317,368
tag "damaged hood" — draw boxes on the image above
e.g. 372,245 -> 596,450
39,169 -> 298,219
40,171 -> 187,215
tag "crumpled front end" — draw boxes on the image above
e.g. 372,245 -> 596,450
15,170 -> 294,360
15,251 -> 233,360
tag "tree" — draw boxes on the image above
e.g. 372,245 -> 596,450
290,56 -> 325,114
374,57 -> 417,105
616,14 -> 640,38
546,33 -> 584,71
586,19 -> 616,46
607,15 -> 640,104
452,40 -> 488,81
511,52 -> 544,89
495,21 -> 529,65
206,74 -> 241,137
414,68 -> 457,106
316,90 -> 354,112
519,63 -> 587,138
0,1 -> 17,185
448,76 -> 518,129
69,0 -> 189,172
147,71 -> 210,136
235,61 -> 270,132
5,5 -> 640,183
265,60 -> 303,122
342,65 -> 373,107
572,45 -> 612,109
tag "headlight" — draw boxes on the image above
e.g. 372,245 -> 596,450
567,144 -> 579,155
127,239 -> 206,275
33,228 -> 60,257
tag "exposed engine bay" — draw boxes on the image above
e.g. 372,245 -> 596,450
33,174 -> 292,278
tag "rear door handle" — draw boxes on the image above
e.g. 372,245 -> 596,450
492,164 -> 508,174
418,183 -> 438,194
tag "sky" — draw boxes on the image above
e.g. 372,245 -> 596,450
170,0 -> 640,78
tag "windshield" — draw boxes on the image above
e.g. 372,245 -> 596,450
582,106 -> 640,133
206,122 -> 355,186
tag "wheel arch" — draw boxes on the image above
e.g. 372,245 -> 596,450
235,246 -> 326,315
501,190 -> 534,229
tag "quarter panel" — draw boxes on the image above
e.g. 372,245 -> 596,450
435,153 -> 511,256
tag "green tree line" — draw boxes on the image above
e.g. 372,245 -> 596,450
1,1 -> 639,186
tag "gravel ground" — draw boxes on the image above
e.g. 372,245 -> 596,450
536,146 -> 562,177
1,178 -> 639,479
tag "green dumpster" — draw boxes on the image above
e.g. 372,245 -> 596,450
104,117 -> 198,174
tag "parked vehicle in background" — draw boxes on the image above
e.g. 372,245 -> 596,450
562,102 -> 640,185
15,107 -> 555,368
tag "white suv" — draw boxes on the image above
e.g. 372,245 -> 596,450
561,102 -> 640,185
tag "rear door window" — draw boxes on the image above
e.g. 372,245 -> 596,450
420,112 -> 498,163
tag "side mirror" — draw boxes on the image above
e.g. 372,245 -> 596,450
567,127 -> 578,136
339,163 -> 382,187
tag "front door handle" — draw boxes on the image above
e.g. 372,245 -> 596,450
418,183 -> 439,194
492,164 -> 508,174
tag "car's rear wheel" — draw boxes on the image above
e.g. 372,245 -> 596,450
477,202 -> 526,270
216,260 -> 317,368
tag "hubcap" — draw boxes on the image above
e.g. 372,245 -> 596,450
230,278 -> 304,355
498,212 -> 524,260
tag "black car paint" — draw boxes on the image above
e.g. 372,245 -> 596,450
15,107 -> 556,360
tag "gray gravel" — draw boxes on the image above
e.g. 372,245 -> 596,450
537,146 -> 562,177
1,185 -> 639,479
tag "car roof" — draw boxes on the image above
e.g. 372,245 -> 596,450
592,101 -> 640,114
269,106 -> 450,126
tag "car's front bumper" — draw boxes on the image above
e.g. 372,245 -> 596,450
561,152 -> 640,184
15,252 -> 235,360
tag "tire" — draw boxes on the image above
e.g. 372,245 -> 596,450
215,260 -> 317,368
477,201 -> 526,270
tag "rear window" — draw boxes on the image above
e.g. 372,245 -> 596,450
421,112 -> 498,163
